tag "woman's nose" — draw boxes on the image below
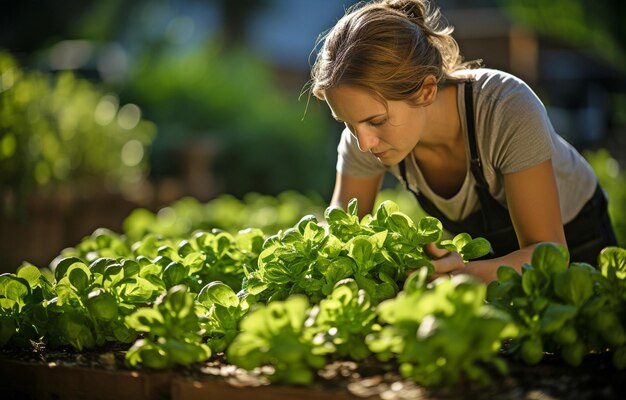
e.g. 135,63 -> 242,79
355,128 -> 379,152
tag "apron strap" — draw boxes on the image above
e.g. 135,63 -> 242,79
464,81 -> 489,189
399,80 -> 493,219
397,80 -> 518,256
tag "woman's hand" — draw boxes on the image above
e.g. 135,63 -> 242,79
424,243 -> 465,279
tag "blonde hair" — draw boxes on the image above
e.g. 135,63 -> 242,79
309,0 -> 479,103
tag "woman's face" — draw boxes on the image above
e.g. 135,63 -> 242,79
324,84 -> 426,166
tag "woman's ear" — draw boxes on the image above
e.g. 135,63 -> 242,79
411,75 -> 438,106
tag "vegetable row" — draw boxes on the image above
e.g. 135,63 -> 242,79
1,199 -> 625,388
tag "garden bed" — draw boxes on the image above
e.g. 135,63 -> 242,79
2,200 -> 626,400
1,345 -> 624,400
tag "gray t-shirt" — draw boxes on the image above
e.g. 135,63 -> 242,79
336,68 -> 597,224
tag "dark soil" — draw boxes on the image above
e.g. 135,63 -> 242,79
1,344 -> 625,399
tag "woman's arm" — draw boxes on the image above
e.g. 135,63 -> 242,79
429,159 -> 566,282
331,172 -> 385,219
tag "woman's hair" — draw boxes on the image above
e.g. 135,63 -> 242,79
309,0 -> 479,103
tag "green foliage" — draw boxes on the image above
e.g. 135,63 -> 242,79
126,43 -> 334,197
501,0 -> 626,71
0,255 -> 144,350
0,51 -> 156,214
123,190 -> 325,242
196,281 -> 249,353
367,272 -> 514,387
374,185 -> 429,228
55,228 -> 132,263
4,192 -> 626,389
306,278 -> 378,361
487,243 -> 626,368
584,149 -> 626,246
227,280 -> 377,385
227,295 -> 325,385
0,224 -> 264,360
58,225 -> 265,294
0,272 -> 35,346
245,199 -> 489,305
125,285 -> 211,368
439,233 -> 492,262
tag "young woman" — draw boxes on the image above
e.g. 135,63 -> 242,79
309,0 -> 617,282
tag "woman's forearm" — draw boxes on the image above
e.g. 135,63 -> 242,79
456,244 -> 540,283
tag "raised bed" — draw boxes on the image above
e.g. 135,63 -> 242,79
1,347 -> 625,400
0,358 -> 171,400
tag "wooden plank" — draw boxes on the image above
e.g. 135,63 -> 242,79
0,358 -> 172,400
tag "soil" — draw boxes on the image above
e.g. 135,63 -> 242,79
1,343 -> 625,400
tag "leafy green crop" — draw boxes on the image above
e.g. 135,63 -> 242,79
3,194 -> 626,389
46,255 -> 160,350
58,226 -> 265,294
306,278 -> 377,361
227,295 -> 325,385
0,255 -> 147,351
487,243 -> 626,368
367,269 -> 515,387
227,279 -> 380,385
244,199 -> 490,305
55,228 -> 133,263
196,281 -> 249,353
126,285 -> 211,368
0,264 -> 54,347
123,191 -> 325,242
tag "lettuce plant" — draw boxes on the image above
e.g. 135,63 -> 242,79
227,295 -> 325,385
123,191 -> 326,241
195,281 -> 249,353
56,228 -> 132,263
367,269 -> 515,387
125,284 -> 211,368
46,256 -> 151,350
244,199 -> 490,305
487,244 -> 626,368
0,264 -> 55,347
305,278 -> 377,361
5,190 -> 626,389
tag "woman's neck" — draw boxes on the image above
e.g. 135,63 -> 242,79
416,84 -> 462,151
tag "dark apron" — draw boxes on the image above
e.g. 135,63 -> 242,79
397,81 -> 617,265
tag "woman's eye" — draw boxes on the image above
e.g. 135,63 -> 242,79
368,119 -> 386,127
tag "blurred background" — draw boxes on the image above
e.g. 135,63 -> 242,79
1,0 -> 625,272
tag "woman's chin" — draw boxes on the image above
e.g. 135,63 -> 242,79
375,151 -> 404,166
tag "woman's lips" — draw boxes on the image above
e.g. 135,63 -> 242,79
373,151 -> 387,158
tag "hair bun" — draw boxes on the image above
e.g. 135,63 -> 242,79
309,0 -> 479,102
383,0 -> 427,25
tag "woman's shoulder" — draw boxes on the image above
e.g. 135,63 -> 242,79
453,68 -> 538,105
453,68 -> 527,89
